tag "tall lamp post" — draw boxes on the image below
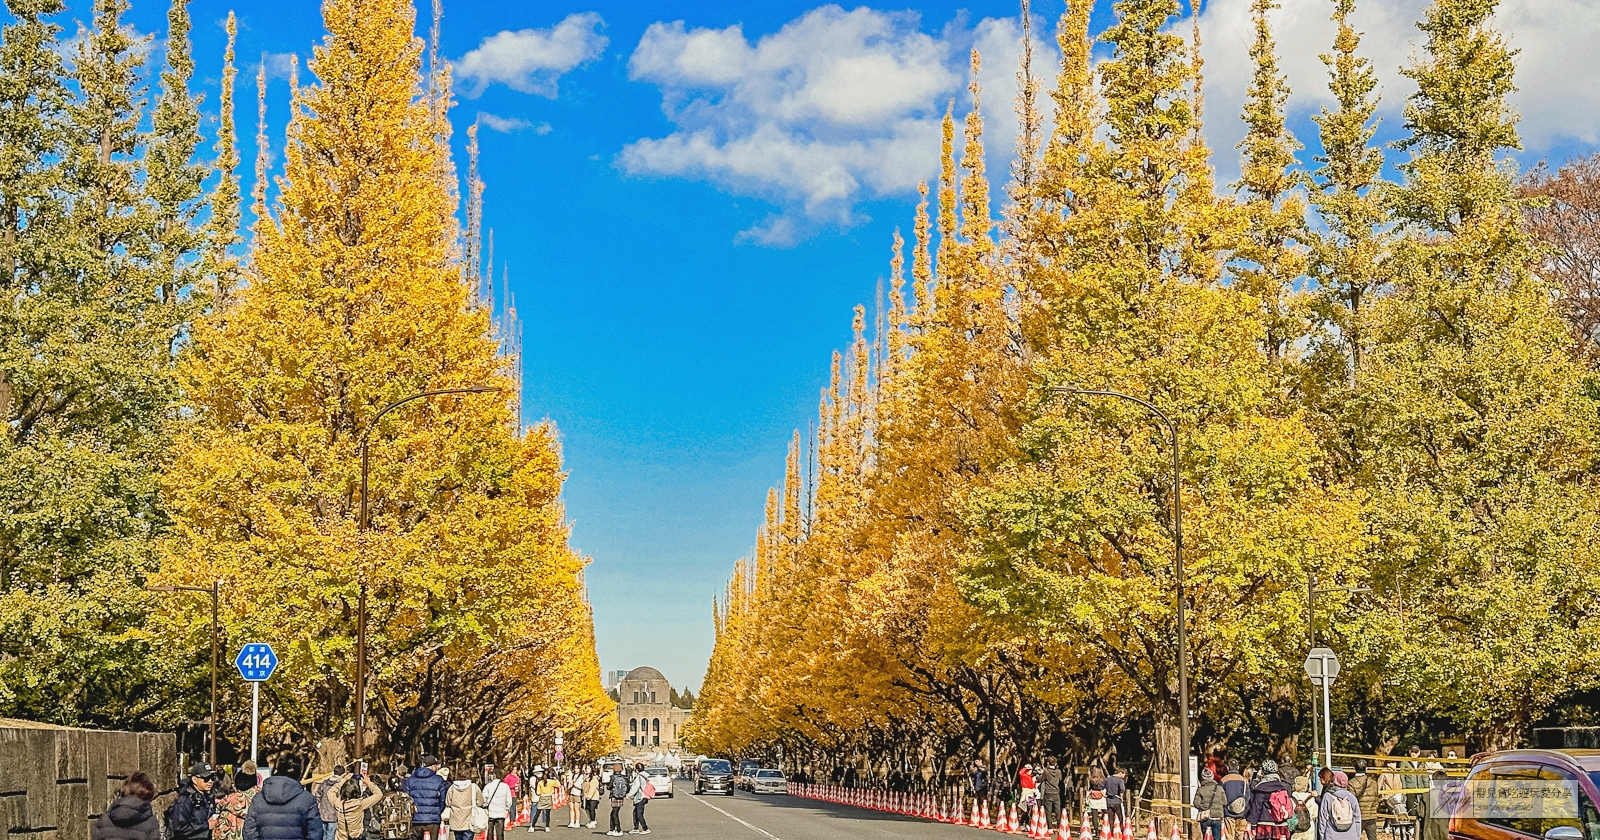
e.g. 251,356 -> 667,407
354,386 -> 498,760
146,581 -> 222,766
1051,386 -> 1190,811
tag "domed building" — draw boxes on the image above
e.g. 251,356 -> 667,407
615,666 -> 693,750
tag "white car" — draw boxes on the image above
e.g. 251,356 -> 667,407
645,765 -> 674,798
750,769 -> 787,795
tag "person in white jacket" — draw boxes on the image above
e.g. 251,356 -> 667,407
481,771 -> 513,840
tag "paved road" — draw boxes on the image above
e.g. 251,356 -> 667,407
550,789 -> 986,839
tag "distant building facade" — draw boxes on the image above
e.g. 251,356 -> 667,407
616,666 -> 692,750
604,669 -> 630,691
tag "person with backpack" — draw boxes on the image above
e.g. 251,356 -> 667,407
1195,768 -> 1229,840
606,763 -> 628,837
1221,762 -> 1251,840
1289,776 -> 1319,840
373,778 -> 415,840
1319,772 -> 1362,840
400,758 -> 448,840
627,763 -> 650,835
1244,760 -> 1292,840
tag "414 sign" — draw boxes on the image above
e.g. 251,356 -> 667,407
235,643 -> 279,682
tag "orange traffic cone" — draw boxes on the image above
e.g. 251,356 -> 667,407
1124,817 -> 1134,840
1079,814 -> 1092,840
1169,823 -> 1182,840
981,801 -> 991,829
1148,820 -> 1158,840
1060,812 -> 1073,840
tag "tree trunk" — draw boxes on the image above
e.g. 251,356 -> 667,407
1153,704 -> 1183,834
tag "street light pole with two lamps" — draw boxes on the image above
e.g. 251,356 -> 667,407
353,385 -> 498,760
1049,386 -> 1190,813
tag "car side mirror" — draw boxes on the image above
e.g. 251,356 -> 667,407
1544,827 -> 1583,840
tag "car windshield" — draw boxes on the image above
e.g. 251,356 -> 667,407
757,770 -> 783,778
701,761 -> 731,773
646,767 -> 668,775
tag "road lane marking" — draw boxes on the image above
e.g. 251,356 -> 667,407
687,794 -> 783,840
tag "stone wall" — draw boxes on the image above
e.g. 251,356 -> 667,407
0,719 -> 178,840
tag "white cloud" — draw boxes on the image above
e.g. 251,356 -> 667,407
455,12 -> 608,98
477,113 -> 553,134
1496,0 -> 1600,148
621,6 -> 969,243
1192,0 -> 1600,182
262,52 -> 299,82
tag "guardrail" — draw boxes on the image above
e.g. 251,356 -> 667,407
786,783 -> 1184,840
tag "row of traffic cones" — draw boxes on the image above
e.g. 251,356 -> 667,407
790,784 -> 1188,840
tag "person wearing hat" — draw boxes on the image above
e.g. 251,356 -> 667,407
168,763 -> 220,840
400,757 -> 448,840
1320,772 -> 1363,840
1195,768 -> 1228,840
1244,760 -> 1291,840
1289,775 -> 1319,840
1019,764 -> 1039,809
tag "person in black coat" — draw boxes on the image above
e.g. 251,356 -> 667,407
94,773 -> 161,840
168,763 -> 219,840
244,756 -> 321,840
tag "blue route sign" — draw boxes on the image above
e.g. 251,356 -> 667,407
234,643 -> 279,682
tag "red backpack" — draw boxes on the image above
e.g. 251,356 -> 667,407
1268,789 -> 1295,823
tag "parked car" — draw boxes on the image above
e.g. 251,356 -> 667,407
737,760 -> 761,791
751,769 -> 788,795
697,759 -> 735,796
644,765 -> 674,798
1449,749 -> 1600,840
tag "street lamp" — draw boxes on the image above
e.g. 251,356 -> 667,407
1306,575 -> 1369,767
1050,386 -> 1190,812
146,581 -> 222,766
354,385 -> 498,760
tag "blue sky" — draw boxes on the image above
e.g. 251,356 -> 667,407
110,0 -> 1600,691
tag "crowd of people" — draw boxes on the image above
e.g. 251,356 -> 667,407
948,747 -> 1449,840
91,756 -> 665,840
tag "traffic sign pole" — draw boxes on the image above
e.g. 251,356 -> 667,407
251,681 -> 261,764
1304,648 -> 1340,770
1321,672 -> 1333,770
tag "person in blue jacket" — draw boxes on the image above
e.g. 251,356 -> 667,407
400,757 -> 449,840
243,755 -> 321,840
